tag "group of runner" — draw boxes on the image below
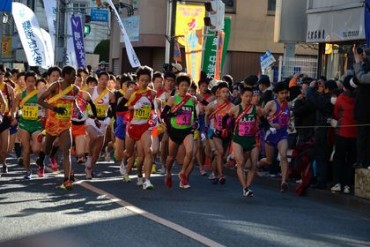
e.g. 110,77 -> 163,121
0,64 -> 291,196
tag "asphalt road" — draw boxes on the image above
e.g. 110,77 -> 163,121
1,156 -> 370,247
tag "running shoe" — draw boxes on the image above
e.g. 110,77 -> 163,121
24,170 -> 32,180
199,169 -> 207,176
243,187 -> 254,197
208,173 -> 216,180
330,183 -> 341,193
158,167 -> 166,175
143,179 -> 154,190
60,179 -> 73,190
119,162 -> 127,175
178,173 -> 188,186
280,182 -> 288,193
219,176 -> 226,185
2,164 -> 8,174
343,185 -> 351,194
136,177 -> 144,186
179,181 -> 191,189
37,166 -> 45,177
85,166 -> 93,179
50,157 -> 59,172
122,174 -> 131,182
165,174 -> 172,188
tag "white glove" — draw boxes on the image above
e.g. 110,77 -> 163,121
269,127 -> 277,134
133,102 -> 144,110
330,119 -> 338,128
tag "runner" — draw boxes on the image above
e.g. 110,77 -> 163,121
205,82 -> 234,184
118,66 -> 156,190
224,86 -> 265,197
85,71 -> 116,179
37,66 -> 80,190
12,71 -> 43,179
0,68 -> 15,174
161,73 -> 198,189
259,82 -> 290,192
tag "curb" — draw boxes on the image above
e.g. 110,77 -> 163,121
223,166 -> 370,218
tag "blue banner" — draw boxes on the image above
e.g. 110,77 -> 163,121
365,0 -> 370,47
91,8 -> 109,22
0,0 -> 12,12
70,15 -> 86,68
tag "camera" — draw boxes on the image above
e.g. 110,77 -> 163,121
356,46 -> 363,54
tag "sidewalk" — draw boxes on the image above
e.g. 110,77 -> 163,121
223,166 -> 370,218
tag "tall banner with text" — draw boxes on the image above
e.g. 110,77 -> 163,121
184,29 -> 203,84
12,2 -> 52,68
71,15 -> 86,68
105,0 -> 140,68
65,12 -> 78,68
42,0 -> 56,52
202,18 -> 231,79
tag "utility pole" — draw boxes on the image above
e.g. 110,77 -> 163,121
165,0 -> 177,64
0,11 -> 4,63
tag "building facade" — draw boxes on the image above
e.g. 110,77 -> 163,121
109,0 -> 316,81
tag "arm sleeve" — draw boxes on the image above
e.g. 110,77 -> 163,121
87,100 -> 98,118
161,105 -> 175,119
116,97 -> 128,109
108,102 -> 117,118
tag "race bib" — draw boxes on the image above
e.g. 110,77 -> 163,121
215,116 -> 223,130
96,104 -> 107,118
278,114 -> 290,127
238,121 -> 255,137
56,103 -> 72,120
176,110 -> 192,126
133,105 -> 151,120
22,105 -> 38,120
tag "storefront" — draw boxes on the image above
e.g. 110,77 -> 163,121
306,2 -> 365,79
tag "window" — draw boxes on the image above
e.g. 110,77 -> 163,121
221,0 -> 236,13
73,2 -> 87,14
267,0 -> 276,15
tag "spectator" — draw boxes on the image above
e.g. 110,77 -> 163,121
258,75 -> 273,107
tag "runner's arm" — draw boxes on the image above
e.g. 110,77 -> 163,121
37,83 -> 60,112
0,90 -> 7,116
160,96 -> 175,119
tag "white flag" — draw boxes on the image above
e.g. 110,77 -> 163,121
105,0 -> 141,68
40,29 -> 54,67
12,2 -> 50,68
42,0 -> 57,52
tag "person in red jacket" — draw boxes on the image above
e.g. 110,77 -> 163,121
331,75 -> 357,194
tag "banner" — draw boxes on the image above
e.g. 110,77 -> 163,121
71,15 -> 86,68
260,50 -> 276,71
202,17 -> 231,79
42,0 -> 56,52
173,38 -> 182,62
65,12 -> 78,68
2,36 -> 12,58
184,29 -> 203,84
40,29 -> 54,67
105,0 -> 140,68
12,2 -> 52,68
121,16 -> 140,42
175,3 -> 205,46
0,0 -> 12,12
214,31 -> 225,80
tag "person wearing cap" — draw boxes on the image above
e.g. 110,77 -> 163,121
330,75 -> 357,194
171,63 -> 183,75
259,82 -> 290,192
306,79 -> 338,189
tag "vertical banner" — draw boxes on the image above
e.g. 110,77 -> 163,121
65,12 -> 78,68
71,15 -> 86,68
214,31 -> 225,80
184,29 -> 203,84
365,0 -> 370,47
40,29 -> 54,67
12,2 -> 51,68
105,0 -> 140,68
121,16 -> 140,42
173,38 -> 182,62
0,0 -> 12,12
202,17 -> 231,79
42,0 -> 57,51
2,36 -> 12,58
175,3 -> 205,46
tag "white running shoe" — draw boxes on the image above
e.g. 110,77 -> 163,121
143,179 -> 154,190
330,183 -> 341,193
136,177 -> 144,186
119,161 -> 127,175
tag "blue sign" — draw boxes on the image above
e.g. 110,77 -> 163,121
0,0 -> 12,12
71,15 -> 86,68
91,8 -> 109,22
365,0 -> 370,47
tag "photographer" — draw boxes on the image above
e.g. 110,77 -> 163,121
352,45 -> 370,169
